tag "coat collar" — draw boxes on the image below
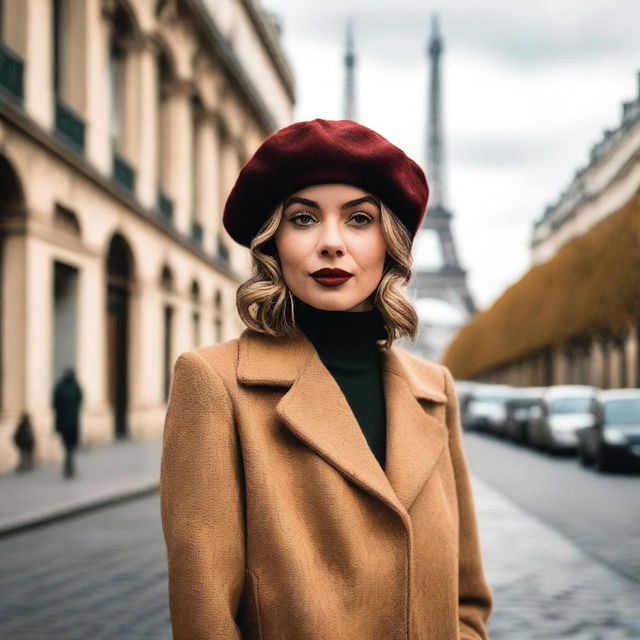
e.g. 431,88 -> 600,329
237,328 -> 449,519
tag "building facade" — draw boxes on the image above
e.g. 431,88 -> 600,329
0,0 -> 294,472
531,72 -> 640,264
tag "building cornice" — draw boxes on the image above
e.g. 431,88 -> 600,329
237,0 -> 295,101
184,0 -> 294,136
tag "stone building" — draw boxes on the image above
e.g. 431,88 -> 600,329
0,0 -> 294,471
442,71 -> 640,389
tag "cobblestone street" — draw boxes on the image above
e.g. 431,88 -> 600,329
0,436 -> 638,639
475,477 -> 640,639
0,494 -> 171,640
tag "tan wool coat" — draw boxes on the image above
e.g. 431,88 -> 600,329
160,327 -> 494,640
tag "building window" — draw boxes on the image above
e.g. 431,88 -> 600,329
0,0 -> 24,102
214,289 -> 223,343
52,0 -> 66,97
156,49 -> 173,221
52,0 -> 85,152
191,280 -> 201,348
109,41 -> 126,153
107,5 -> 137,193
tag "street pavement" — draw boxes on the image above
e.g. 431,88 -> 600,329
474,476 -> 640,639
464,428 -> 640,584
0,436 -> 638,639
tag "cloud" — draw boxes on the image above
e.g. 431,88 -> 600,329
268,0 -> 640,68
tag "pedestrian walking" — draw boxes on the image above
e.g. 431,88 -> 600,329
52,367 -> 83,479
13,411 -> 35,472
160,119 -> 494,639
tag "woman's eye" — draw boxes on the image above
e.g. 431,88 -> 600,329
290,212 -> 315,226
289,211 -> 373,226
350,212 -> 373,225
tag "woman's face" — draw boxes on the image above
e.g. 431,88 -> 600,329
273,183 -> 387,312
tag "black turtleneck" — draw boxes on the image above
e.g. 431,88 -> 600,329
292,294 -> 389,471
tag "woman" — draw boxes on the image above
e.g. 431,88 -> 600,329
160,118 -> 494,639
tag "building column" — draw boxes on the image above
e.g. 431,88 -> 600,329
173,289 -> 194,358
86,0 -> 111,174
199,111 -> 222,256
603,338 -> 611,389
608,338 -> 624,389
216,113 -> 249,277
136,35 -> 160,210
24,236 -> 55,460
164,78 -> 193,237
590,336 -> 605,388
624,321 -> 638,388
77,251 -> 110,445
22,0 -> 54,129
0,233 -> 27,472
218,131 -> 237,260
130,274 -> 164,437
552,344 -> 569,385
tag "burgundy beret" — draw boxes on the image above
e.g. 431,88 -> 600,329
222,118 -> 429,248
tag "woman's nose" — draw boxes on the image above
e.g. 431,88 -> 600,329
317,219 -> 346,255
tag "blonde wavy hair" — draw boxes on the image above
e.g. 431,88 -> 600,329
236,196 -> 419,349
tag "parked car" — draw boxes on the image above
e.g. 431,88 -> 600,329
528,385 -> 598,454
504,387 -> 547,444
463,384 -> 514,434
452,380 -> 480,427
577,388 -> 640,472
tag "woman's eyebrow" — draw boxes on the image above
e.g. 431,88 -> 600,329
283,195 -> 379,210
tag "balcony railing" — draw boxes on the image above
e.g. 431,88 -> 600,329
112,152 -> 136,194
54,97 -> 85,153
156,189 -> 174,224
217,234 -> 230,263
0,42 -> 24,102
191,220 -> 203,247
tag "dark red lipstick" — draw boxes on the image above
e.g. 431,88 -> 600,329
310,268 -> 353,288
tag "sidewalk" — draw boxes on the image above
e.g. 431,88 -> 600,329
474,476 -> 640,639
1,437 -> 638,638
0,437 -> 161,535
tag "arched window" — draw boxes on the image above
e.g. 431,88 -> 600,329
105,232 -> 136,439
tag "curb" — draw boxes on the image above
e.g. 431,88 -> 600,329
0,479 -> 159,538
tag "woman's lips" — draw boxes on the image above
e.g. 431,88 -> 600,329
311,274 -> 353,287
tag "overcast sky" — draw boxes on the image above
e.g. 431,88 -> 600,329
262,0 -> 640,312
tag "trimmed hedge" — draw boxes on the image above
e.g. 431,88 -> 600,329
441,188 -> 640,379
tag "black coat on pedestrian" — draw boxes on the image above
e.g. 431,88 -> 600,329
53,369 -> 83,448
13,413 -> 35,451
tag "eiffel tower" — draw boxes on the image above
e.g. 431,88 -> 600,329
344,18 -> 356,120
410,14 -> 475,317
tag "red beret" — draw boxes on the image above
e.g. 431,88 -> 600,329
222,118 -> 429,248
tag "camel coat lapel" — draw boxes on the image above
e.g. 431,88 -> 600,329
236,327 -> 448,518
